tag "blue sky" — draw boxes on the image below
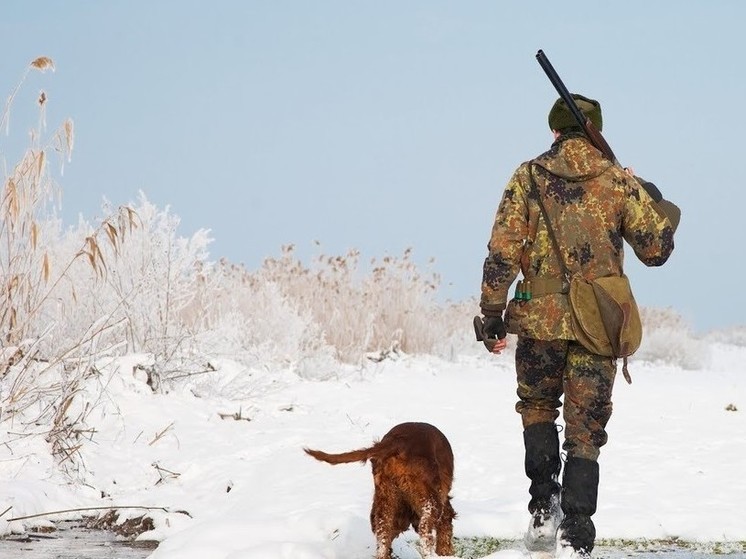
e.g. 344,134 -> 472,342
2,1 -> 744,333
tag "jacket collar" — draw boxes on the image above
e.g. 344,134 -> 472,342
532,135 -> 613,181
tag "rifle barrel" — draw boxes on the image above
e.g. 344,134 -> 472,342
535,49 -> 618,164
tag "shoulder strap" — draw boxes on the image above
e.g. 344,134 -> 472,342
527,163 -> 572,284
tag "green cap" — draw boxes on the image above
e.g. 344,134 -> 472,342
548,93 -> 602,132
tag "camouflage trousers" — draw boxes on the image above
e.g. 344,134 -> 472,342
515,337 -> 617,461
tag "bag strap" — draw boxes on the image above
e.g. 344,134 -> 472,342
527,163 -> 572,286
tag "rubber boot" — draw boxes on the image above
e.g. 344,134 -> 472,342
523,423 -> 562,552
557,456 -> 599,557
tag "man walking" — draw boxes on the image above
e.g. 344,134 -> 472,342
478,94 -> 680,557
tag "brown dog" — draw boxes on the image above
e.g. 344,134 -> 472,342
304,421 -> 456,558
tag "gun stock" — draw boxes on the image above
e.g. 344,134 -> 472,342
536,49 -> 619,166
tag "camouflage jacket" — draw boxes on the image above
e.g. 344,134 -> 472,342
480,135 -> 676,340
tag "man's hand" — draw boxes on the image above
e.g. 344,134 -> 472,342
482,315 -> 507,340
473,315 -> 508,354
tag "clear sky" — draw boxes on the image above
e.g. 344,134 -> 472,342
2,1 -> 744,333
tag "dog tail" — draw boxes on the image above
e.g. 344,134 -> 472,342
303,446 -> 375,465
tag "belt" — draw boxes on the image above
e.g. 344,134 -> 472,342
514,277 -> 569,301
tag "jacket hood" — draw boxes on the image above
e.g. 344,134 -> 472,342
533,136 -> 613,182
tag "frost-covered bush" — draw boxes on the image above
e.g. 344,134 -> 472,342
636,306 -> 708,369
248,244 -> 472,364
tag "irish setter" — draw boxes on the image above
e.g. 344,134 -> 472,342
304,421 -> 456,558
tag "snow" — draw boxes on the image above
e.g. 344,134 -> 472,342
1,343 -> 745,559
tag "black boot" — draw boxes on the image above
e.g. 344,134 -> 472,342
558,456 -> 599,557
523,423 -> 562,551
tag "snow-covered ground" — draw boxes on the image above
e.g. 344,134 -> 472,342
1,338 -> 744,559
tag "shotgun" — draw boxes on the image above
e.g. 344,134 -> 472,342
536,49 -> 679,222
536,49 -> 619,166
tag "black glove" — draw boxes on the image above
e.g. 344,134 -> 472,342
473,314 -> 507,352
482,315 -> 507,340
638,179 -> 663,203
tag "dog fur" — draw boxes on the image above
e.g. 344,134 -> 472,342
304,421 -> 456,558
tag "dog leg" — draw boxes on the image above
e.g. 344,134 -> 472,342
415,498 -> 438,557
371,491 -> 396,559
435,499 -> 456,556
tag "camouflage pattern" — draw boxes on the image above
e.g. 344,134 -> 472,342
515,337 -> 616,461
481,134 -> 676,340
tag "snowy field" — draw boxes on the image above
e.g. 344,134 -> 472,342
1,337 -> 744,559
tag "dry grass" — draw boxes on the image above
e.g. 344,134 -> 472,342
0,56 -> 137,470
197,244 -> 476,369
